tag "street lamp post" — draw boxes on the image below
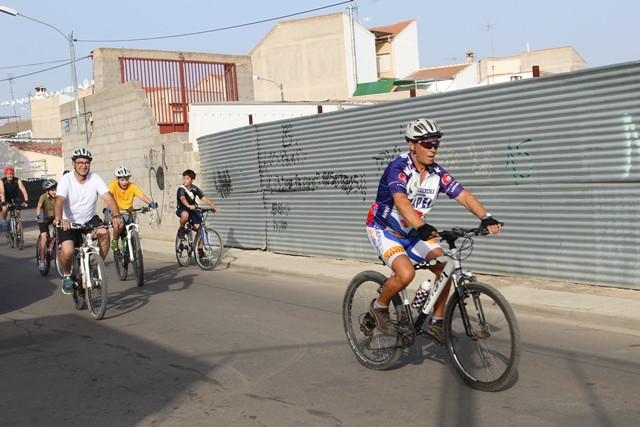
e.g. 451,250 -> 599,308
0,5 -> 82,134
253,75 -> 284,102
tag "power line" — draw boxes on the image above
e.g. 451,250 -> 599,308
0,56 -> 91,82
77,0 -> 354,43
0,58 -> 70,70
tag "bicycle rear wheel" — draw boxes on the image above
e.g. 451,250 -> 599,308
343,271 -> 404,370
175,233 -> 192,267
444,282 -> 520,392
194,228 -> 222,270
86,252 -> 108,320
16,220 -> 23,250
130,231 -> 144,286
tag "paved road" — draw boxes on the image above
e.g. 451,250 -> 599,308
1,227 -> 639,426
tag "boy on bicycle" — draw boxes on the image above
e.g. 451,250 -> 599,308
108,166 -> 157,252
366,118 -> 502,341
36,179 -> 58,272
176,169 -> 219,256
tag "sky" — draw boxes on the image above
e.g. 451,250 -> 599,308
1,0 -> 639,120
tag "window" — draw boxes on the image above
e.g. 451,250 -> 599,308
510,75 -> 523,81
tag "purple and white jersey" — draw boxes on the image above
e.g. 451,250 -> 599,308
366,152 -> 464,237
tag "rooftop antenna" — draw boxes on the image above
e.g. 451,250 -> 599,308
479,21 -> 494,56
446,56 -> 458,64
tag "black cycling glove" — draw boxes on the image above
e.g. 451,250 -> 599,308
417,223 -> 438,241
480,216 -> 500,229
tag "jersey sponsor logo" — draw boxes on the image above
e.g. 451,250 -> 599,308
398,173 -> 407,184
383,245 -> 404,261
442,173 -> 452,185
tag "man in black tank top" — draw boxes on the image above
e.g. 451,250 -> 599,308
2,166 -> 29,229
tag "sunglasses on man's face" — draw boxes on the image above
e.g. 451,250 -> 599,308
416,139 -> 440,149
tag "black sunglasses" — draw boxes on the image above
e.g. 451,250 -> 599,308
416,139 -> 440,149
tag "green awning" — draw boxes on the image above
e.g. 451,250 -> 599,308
353,79 -> 396,96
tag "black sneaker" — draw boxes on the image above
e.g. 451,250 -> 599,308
368,299 -> 396,336
177,228 -> 186,240
427,319 -> 445,345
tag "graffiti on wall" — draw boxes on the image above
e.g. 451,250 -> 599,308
372,145 -> 403,173
144,144 -> 174,224
506,138 -> 532,185
213,169 -> 232,198
271,202 -> 290,231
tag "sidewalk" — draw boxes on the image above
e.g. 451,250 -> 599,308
139,236 -> 640,332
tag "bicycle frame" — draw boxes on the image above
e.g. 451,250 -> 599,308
121,217 -> 141,263
395,231 -> 487,340
75,231 -> 103,290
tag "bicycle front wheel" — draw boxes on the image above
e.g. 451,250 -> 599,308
7,219 -> 15,248
130,231 -> 144,286
54,239 -> 64,278
444,282 -> 520,392
343,271 -> 404,370
15,220 -> 23,250
194,228 -> 222,270
175,233 -> 191,267
114,237 -> 128,281
86,252 -> 108,320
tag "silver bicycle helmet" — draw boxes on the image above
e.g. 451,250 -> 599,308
42,179 -> 57,190
114,166 -> 132,178
71,147 -> 92,161
404,118 -> 444,141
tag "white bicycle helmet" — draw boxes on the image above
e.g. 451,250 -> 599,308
42,179 -> 57,190
405,118 -> 444,141
71,147 -> 92,161
114,166 -> 132,178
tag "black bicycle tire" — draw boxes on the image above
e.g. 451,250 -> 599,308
114,237 -> 128,281
342,270 -> 404,370
86,252 -> 108,320
444,281 -> 520,392
194,228 -> 222,270
54,239 -> 64,278
175,232 -> 191,267
71,256 -> 85,310
8,218 -> 15,248
16,219 -> 23,250
130,231 -> 144,286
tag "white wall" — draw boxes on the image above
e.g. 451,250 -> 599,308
393,21 -> 420,78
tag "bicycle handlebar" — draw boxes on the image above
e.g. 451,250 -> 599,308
438,223 -> 504,247
118,206 -> 151,215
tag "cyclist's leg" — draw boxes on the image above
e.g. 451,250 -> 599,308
111,213 -> 125,249
88,215 -> 110,259
38,221 -> 49,263
1,203 -> 8,224
58,231 -> 76,275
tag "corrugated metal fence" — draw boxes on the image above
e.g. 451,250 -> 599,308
198,61 -> 640,289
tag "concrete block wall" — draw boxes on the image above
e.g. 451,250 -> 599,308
91,48 -> 254,101
61,80 -> 199,242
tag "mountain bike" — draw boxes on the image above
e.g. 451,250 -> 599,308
4,202 -> 24,250
343,225 -> 520,392
68,222 -> 110,320
175,207 -> 223,270
113,207 -> 151,287
35,216 -> 63,277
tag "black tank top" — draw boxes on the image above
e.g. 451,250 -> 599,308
2,177 -> 21,201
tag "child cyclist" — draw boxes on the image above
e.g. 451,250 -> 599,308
36,179 -> 58,272
176,169 -> 220,257
108,166 -> 157,252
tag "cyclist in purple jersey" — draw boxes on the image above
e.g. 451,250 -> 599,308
365,118 -> 502,341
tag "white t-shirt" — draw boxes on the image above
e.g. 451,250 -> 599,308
57,171 -> 109,224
